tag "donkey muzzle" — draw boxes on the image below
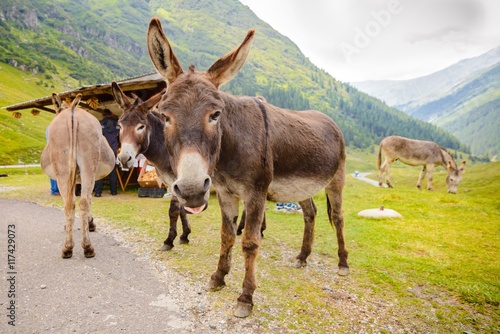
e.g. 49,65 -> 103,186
117,144 -> 136,169
172,176 -> 211,214
172,150 -> 212,214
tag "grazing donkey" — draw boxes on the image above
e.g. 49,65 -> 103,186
41,94 -> 115,258
147,18 -> 349,317
378,135 -> 466,193
111,82 -> 191,251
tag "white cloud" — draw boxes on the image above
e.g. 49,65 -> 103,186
240,0 -> 500,82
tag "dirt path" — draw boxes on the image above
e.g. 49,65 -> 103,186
351,172 -> 386,187
0,198 -> 262,333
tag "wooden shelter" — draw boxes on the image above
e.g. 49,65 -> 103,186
5,73 -> 166,119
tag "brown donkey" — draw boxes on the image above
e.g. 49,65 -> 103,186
378,135 -> 466,193
41,94 -> 115,258
147,18 -> 349,317
111,82 -> 191,250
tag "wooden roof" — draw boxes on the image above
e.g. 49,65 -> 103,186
4,73 -> 166,119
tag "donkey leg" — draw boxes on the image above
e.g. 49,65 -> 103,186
326,172 -> 349,277
178,207 -> 191,245
236,209 -> 246,236
86,187 -> 96,232
237,209 -> 266,237
88,215 -> 96,232
385,162 -> 394,188
416,165 -> 426,189
160,198 -> 180,251
379,159 -> 393,188
426,164 -> 435,191
294,198 -> 317,268
207,193 -> 239,291
60,183 -> 76,258
260,214 -> 266,237
79,182 -> 95,258
234,193 -> 266,318
378,161 -> 386,187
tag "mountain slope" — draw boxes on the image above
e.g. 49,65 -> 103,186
422,64 -> 500,157
352,46 -> 500,109
0,0 -> 465,164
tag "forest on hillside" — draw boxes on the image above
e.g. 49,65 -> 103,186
0,0 -> 467,155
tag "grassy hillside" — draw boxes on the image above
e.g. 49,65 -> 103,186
0,63 -> 58,165
0,0 -> 465,164
1,157 -> 498,332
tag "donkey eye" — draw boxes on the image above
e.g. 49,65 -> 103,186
136,124 -> 145,131
163,115 -> 173,128
209,110 -> 221,123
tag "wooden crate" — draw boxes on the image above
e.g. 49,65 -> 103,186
137,160 -> 163,188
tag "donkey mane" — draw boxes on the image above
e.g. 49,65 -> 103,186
439,147 -> 457,169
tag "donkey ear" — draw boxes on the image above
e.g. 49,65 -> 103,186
207,30 -> 255,88
136,91 -> 163,115
51,93 -> 63,114
142,91 -> 164,113
459,160 -> 466,173
147,17 -> 183,84
111,81 -> 134,111
70,94 -> 82,111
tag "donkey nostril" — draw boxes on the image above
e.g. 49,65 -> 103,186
127,156 -> 131,162
203,177 -> 211,192
173,184 -> 182,197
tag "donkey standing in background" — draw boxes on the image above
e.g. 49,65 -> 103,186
378,135 -> 466,193
111,82 -> 191,251
147,17 -> 349,317
41,94 -> 115,258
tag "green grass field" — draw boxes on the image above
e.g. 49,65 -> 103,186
0,156 -> 498,332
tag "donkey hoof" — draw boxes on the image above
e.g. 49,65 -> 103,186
293,258 -> 307,268
179,237 -> 189,245
84,247 -> 95,258
206,278 -> 225,292
337,266 -> 349,276
62,249 -> 73,259
159,243 -> 173,251
234,301 -> 253,318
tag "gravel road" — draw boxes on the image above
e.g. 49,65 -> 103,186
0,198 -> 263,333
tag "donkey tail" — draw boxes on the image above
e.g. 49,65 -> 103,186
66,95 -> 82,201
377,142 -> 383,171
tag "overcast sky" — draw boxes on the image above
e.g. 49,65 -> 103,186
239,0 -> 500,82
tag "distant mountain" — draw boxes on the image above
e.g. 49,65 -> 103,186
352,46 -> 500,158
0,0 -> 466,164
352,46 -> 500,109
